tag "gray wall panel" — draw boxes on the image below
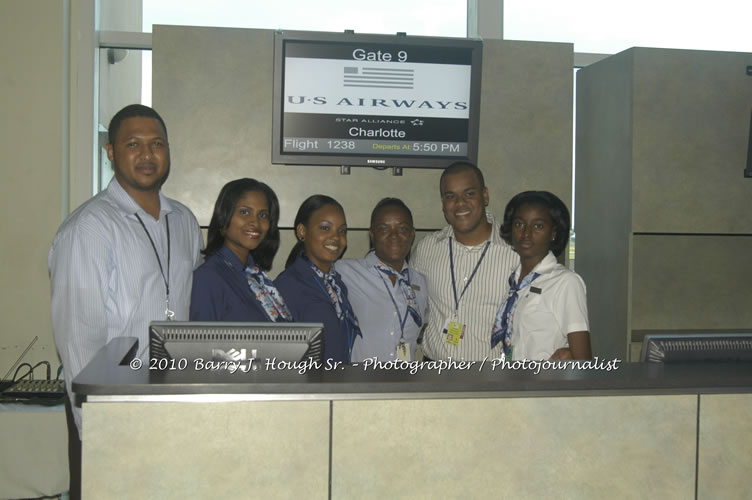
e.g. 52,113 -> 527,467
1,0 -> 66,373
631,235 -> 752,330
576,47 -> 752,359
479,40 -> 574,210
631,49 -> 752,234
575,50 -> 634,359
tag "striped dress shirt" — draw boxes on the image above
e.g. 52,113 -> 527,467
48,178 -> 203,435
411,212 -> 518,361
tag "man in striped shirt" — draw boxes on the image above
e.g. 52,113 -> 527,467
48,104 -> 203,499
411,162 -> 518,361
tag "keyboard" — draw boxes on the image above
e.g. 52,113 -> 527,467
2,379 -> 65,399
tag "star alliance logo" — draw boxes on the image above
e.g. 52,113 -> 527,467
410,119 -> 424,126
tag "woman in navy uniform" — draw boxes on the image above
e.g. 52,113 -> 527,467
191,178 -> 291,322
275,195 -> 361,363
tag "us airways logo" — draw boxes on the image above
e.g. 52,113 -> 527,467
286,96 -> 468,111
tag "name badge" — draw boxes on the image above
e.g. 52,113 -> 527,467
443,319 -> 465,346
396,342 -> 411,361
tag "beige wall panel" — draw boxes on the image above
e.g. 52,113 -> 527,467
477,39 -> 574,216
698,394 -> 752,499
574,51 -> 634,359
0,407 -> 68,497
631,48 -> 752,234
332,396 -> 696,499
0,1 -> 65,370
631,235 -> 752,329
153,26 -> 573,237
82,401 -> 330,499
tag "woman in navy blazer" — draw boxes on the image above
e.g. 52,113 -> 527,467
274,195 -> 361,363
191,178 -> 291,322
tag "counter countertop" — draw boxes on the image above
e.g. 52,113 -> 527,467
72,337 -> 752,400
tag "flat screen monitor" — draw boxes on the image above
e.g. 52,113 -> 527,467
149,321 -> 324,365
640,332 -> 752,363
272,30 -> 483,169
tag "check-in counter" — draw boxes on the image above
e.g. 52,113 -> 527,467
74,338 -> 752,499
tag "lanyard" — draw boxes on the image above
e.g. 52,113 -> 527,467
135,213 -> 173,320
376,268 -> 409,342
449,237 -> 490,313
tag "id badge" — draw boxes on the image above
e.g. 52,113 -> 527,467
396,342 -> 411,361
443,319 -> 465,346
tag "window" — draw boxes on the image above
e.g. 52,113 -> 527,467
503,0 -> 752,54
143,0 -> 467,36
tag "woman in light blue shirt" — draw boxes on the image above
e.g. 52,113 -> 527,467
336,198 -> 429,362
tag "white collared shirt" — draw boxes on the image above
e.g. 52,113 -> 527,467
509,252 -> 589,360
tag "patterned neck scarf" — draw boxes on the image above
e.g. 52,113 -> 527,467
376,264 -> 422,328
307,258 -> 362,354
490,269 -> 541,354
245,265 -> 293,322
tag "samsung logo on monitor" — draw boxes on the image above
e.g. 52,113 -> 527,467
367,159 -> 387,164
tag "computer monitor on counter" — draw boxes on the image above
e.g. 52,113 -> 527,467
640,332 -> 752,363
149,321 -> 324,366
